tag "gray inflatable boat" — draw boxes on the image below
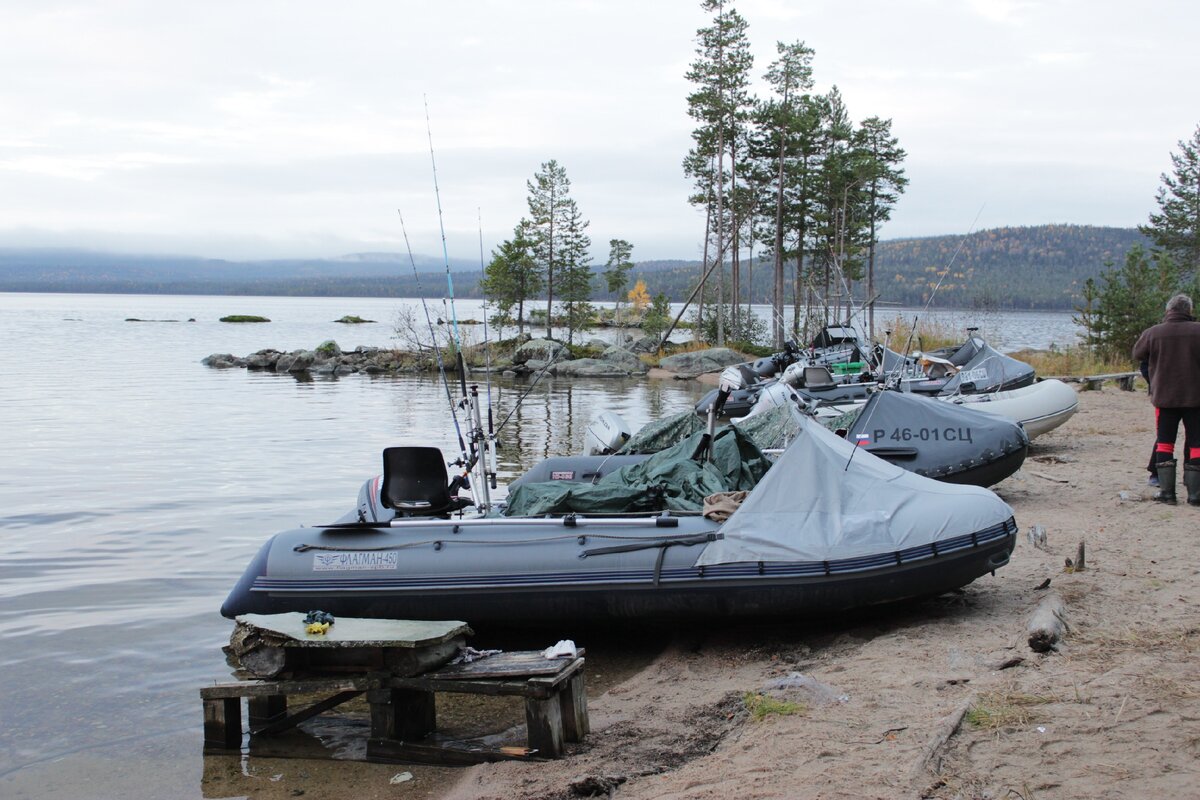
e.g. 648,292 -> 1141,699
221,415 -> 1017,626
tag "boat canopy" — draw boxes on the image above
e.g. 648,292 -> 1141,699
936,337 -> 1035,395
696,414 -> 1014,565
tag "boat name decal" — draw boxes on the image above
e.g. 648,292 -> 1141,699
550,471 -> 575,480
958,367 -> 989,383
312,552 -> 400,571
871,427 -> 975,444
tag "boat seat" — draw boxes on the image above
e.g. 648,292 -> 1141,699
381,446 -> 472,517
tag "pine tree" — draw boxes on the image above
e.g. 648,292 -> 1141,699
479,221 -> 541,336
853,116 -> 908,339
557,206 -> 594,345
683,0 -> 754,346
1140,124 -> 1200,280
756,39 -> 815,347
526,160 -> 574,338
603,239 -> 635,327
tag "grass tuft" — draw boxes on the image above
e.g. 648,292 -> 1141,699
966,688 -> 1054,730
743,691 -> 805,721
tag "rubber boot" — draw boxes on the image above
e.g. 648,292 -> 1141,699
1155,460 -> 1177,505
1184,464 -> 1200,507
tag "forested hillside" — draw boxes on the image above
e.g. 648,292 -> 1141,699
623,225 -> 1147,311
0,225 -> 1146,310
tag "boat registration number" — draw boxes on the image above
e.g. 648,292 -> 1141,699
958,367 -> 989,383
870,427 -> 975,443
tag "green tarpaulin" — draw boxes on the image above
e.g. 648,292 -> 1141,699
504,426 -> 771,517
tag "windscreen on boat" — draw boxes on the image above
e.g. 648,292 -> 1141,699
938,340 -> 1035,395
695,414 -> 1015,565
504,425 -> 770,516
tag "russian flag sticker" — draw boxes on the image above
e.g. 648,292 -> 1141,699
855,433 -> 870,446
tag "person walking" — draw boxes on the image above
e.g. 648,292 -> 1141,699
1132,294 -> 1200,505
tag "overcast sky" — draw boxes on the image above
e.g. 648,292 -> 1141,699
2,0 -> 1195,263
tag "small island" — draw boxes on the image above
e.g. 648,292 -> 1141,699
219,315 -> 271,323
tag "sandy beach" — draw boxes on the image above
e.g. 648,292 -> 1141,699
437,383 -> 1200,800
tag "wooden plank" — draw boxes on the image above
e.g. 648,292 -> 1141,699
203,697 -> 242,751
524,695 -> 564,758
251,690 -> 363,736
387,675 -> 552,698
234,613 -> 473,649
201,675 -> 381,699
425,650 -> 582,680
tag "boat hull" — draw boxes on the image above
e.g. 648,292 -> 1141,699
220,517 -> 1017,625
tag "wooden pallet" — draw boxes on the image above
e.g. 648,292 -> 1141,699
201,650 -> 588,763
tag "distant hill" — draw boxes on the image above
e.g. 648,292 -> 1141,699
623,225 -> 1148,311
0,225 -> 1148,309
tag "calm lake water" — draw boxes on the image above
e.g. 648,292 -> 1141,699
0,292 -> 1076,799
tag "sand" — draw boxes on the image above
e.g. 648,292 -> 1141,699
442,385 -> 1200,800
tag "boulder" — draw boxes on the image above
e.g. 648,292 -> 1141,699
659,347 -> 746,375
202,353 -> 245,368
556,358 -> 631,377
600,346 -> 648,373
513,338 -> 571,365
628,335 -> 661,354
245,349 -> 282,370
315,340 -> 342,359
276,350 -> 316,373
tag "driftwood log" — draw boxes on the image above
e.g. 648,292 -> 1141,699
909,698 -> 973,782
1027,592 -> 1068,653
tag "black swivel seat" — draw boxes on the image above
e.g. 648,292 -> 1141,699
381,446 -> 472,517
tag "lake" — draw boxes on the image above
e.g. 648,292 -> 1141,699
0,292 -> 1076,799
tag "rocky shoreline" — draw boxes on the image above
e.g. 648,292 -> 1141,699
202,336 -> 751,379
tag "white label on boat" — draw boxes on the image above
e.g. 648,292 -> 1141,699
959,367 -> 988,383
550,471 -> 575,480
312,552 -> 399,571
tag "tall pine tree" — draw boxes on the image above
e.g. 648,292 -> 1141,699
526,160 -> 574,338
1140,124 -> 1200,280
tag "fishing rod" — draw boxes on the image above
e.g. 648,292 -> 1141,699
424,95 -> 491,509
478,208 -> 498,491
396,209 -> 470,472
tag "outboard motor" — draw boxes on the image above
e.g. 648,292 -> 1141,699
586,411 -> 632,455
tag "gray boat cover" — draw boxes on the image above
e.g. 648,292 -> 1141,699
505,426 -> 771,516
695,413 -> 1014,565
937,338 -> 1034,395
844,390 -> 1029,479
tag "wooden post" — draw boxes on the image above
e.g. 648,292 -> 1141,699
559,673 -> 589,742
203,697 -> 242,751
248,695 -> 287,727
369,688 -> 435,740
524,695 -> 564,757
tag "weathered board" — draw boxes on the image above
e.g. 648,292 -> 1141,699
235,613 -> 472,647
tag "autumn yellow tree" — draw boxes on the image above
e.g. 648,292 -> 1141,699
627,279 -> 651,313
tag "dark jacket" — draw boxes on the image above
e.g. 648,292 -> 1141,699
1132,310 -> 1200,408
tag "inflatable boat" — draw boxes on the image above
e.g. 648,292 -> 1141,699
940,379 -> 1078,440
221,414 -> 1017,625
900,336 -> 1035,396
